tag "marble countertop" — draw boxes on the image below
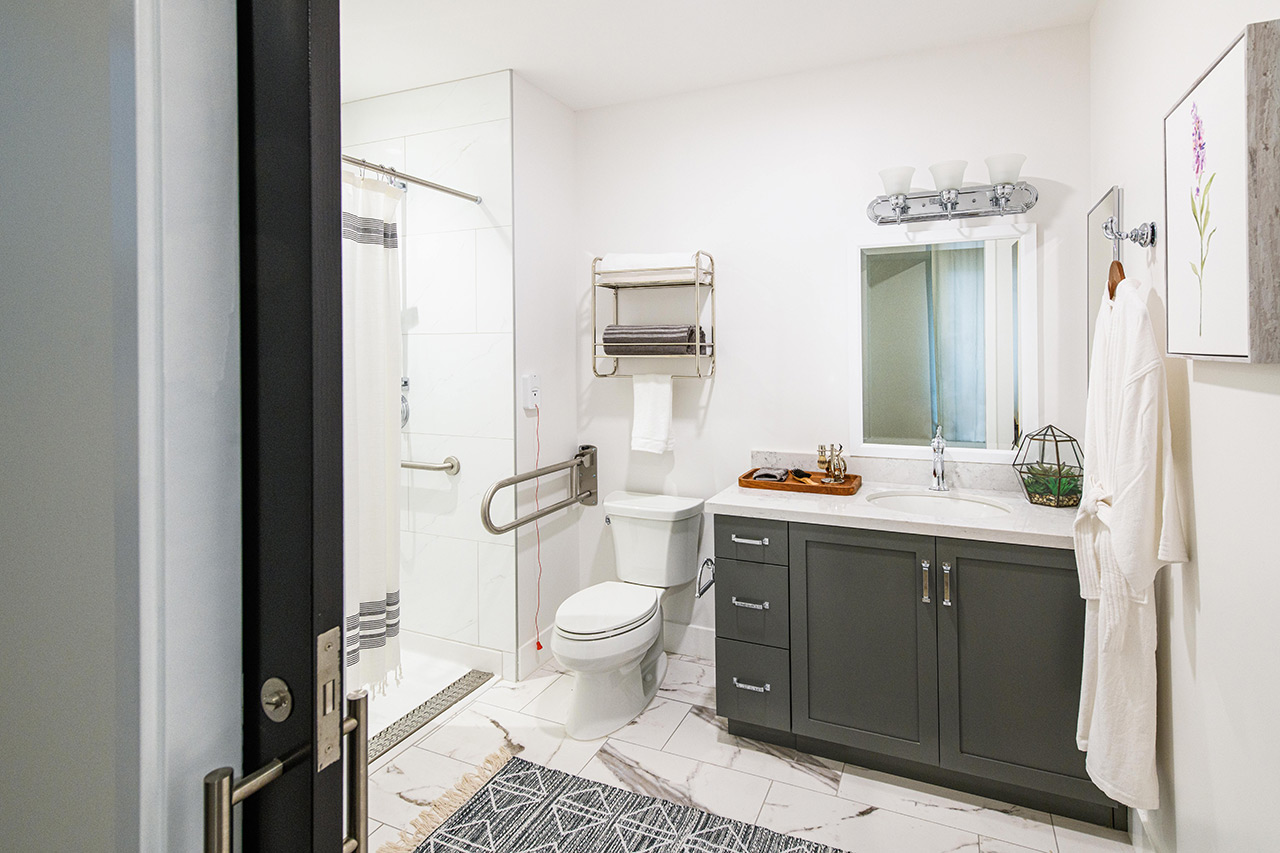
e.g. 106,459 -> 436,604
705,480 -> 1076,549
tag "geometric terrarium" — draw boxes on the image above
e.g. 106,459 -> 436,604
1012,425 -> 1084,508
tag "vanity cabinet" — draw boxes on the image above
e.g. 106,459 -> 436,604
714,514 -> 1121,828
789,524 -> 939,765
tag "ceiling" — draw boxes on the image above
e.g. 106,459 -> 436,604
340,0 -> 1098,111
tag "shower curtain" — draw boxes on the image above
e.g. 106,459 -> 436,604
341,172 -> 406,692
931,243 -> 987,445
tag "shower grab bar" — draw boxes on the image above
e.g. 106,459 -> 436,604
480,445 -> 598,535
402,456 -> 461,476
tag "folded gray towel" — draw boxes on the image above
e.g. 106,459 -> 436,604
752,467 -> 790,481
602,324 -> 709,355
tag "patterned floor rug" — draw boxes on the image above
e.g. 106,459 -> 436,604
379,751 -> 848,853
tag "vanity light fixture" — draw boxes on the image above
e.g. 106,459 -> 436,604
868,154 -> 1038,225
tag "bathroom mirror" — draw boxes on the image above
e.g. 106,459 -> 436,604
1086,186 -> 1121,375
853,225 -> 1038,458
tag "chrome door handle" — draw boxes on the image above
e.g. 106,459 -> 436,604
204,690 -> 369,853
730,534 -> 769,546
730,596 -> 770,611
732,676 -> 771,693
942,562 -> 953,607
921,560 -> 931,604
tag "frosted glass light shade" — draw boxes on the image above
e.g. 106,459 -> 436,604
878,166 -> 915,196
929,160 -> 967,191
985,153 -> 1027,184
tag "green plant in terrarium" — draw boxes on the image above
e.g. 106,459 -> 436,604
1012,425 -> 1084,508
1020,463 -> 1083,499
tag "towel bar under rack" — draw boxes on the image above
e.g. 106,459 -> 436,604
402,456 -> 460,476
480,446 -> 598,535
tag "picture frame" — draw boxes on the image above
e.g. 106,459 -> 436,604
1163,19 -> 1280,362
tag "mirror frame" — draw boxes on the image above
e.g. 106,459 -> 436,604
849,223 -> 1040,463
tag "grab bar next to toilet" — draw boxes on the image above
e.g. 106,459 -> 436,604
402,457 -> 461,476
479,445 -> 598,535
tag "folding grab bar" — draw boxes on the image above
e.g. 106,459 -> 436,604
480,445 -> 598,535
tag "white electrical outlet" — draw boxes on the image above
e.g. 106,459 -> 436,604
521,374 -> 541,410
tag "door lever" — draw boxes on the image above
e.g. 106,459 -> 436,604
204,690 -> 369,853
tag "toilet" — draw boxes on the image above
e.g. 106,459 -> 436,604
552,491 -> 704,740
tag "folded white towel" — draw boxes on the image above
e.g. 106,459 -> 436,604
631,374 -> 674,454
597,251 -> 710,284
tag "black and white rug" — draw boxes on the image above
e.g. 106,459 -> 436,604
404,755 -> 847,853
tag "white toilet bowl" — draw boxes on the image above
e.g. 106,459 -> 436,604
551,491 -> 704,741
551,581 -> 667,740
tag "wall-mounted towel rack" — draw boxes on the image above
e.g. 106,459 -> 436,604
591,251 -> 716,378
480,446 -> 598,535
1102,215 -> 1157,250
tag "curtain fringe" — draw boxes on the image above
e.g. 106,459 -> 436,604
377,746 -> 516,853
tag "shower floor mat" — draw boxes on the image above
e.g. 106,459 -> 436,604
369,669 -> 493,762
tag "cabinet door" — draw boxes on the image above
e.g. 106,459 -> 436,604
936,538 -> 1107,804
790,524 -> 939,764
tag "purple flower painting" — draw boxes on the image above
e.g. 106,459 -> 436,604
1189,102 -> 1217,335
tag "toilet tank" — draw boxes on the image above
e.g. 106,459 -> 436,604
604,491 -> 705,587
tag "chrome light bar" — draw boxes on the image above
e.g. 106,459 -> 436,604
867,181 -> 1039,225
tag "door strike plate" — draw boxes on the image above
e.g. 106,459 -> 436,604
316,625 -> 342,772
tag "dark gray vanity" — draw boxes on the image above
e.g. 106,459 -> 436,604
711,512 -> 1126,830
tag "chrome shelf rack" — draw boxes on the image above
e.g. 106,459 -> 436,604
590,250 -> 716,378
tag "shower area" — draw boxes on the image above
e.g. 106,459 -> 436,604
340,71 -> 517,748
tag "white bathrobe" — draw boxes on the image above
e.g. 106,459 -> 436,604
1074,278 -> 1188,810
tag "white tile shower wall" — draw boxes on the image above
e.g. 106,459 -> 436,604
511,74 -> 582,677
571,25 -> 1092,650
342,70 -> 517,662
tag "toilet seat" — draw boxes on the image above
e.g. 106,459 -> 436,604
554,581 -> 660,640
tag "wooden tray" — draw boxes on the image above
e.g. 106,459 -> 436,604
739,468 -> 862,496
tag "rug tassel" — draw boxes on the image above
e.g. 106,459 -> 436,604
377,746 -> 517,853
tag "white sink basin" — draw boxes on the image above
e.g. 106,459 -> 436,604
866,489 -> 1012,519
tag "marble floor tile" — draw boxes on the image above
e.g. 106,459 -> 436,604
519,672 -> 575,724
580,739 -> 772,825
663,704 -> 842,794
610,696 -> 692,750
656,656 -> 717,707
369,821 -> 403,852
368,746 -> 477,830
415,701 -> 605,774
838,764 -> 1057,851
758,780 -> 982,853
1053,816 -> 1133,852
473,670 -> 559,712
981,837 -> 1051,853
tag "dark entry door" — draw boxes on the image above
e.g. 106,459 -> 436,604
236,0 -> 349,848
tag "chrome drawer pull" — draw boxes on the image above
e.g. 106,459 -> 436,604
732,676 -> 771,693
942,562 -> 952,606
730,534 -> 769,547
921,560 -> 931,604
730,596 -> 770,611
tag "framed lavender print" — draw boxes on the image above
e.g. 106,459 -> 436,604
1164,19 -> 1280,363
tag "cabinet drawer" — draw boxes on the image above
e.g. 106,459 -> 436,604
715,638 -> 790,731
714,515 -> 788,565
715,558 -> 789,648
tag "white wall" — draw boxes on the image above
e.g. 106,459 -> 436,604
1,0 -> 141,846
342,71 -> 518,672
571,25 -> 1092,654
512,74 -> 583,676
1090,3 -> 1280,850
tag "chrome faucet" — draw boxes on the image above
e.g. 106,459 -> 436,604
930,426 -> 948,492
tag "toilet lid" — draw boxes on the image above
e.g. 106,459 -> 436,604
555,582 -> 660,637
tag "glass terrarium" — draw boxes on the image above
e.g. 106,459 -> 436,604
1012,425 -> 1083,508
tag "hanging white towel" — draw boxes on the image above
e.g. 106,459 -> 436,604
1073,277 -> 1188,810
632,374 -> 674,453
341,172 -> 406,694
